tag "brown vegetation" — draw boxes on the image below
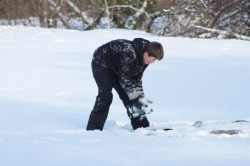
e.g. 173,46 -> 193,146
0,0 -> 249,39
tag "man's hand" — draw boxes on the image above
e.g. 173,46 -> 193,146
128,97 -> 153,118
138,97 -> 153,114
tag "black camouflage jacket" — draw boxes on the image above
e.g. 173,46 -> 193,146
92,38 -> 149,100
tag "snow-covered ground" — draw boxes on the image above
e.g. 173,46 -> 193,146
0,26 -> 250,166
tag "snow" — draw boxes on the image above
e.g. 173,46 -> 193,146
0,26 -> 250,166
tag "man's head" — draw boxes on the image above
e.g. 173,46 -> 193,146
143,42 -> 164,64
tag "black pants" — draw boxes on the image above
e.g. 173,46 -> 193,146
86,61 -> 149,130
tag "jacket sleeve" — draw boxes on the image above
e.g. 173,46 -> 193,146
118,51 -> 145,100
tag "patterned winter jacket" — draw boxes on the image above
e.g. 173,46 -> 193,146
92,38 -> 149,100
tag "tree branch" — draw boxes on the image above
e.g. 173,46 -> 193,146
108,5 -> 150,18
192,25 -> 250,41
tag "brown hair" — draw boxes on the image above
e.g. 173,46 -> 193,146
144,42 -> 164,60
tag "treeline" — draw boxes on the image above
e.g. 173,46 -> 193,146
0,0 -> 249,40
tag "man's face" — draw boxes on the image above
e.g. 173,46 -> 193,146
144,52 -> 157,64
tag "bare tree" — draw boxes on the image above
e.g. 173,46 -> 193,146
147,0 -> 249,39
38,0 -> 49,28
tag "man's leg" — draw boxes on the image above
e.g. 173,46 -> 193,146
86,62 -> 114,131
113,81 -> 149,130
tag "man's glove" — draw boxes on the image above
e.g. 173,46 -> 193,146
128,97 -> 153,118
138,97 -> 153,114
